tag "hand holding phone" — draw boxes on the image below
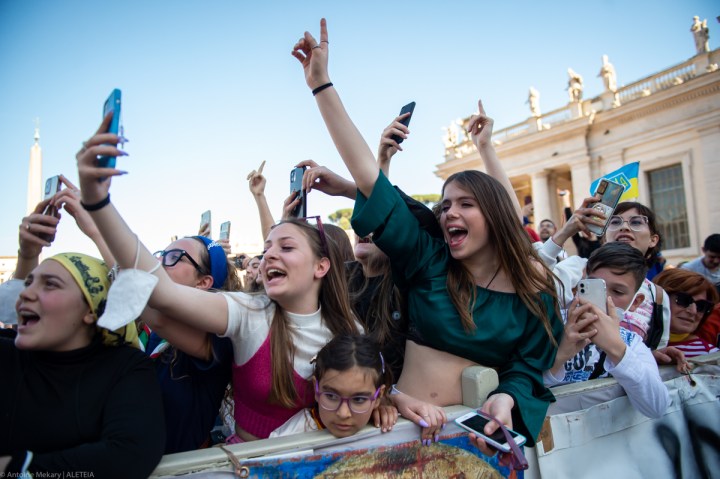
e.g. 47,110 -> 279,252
391,102 -> 416,144
42,176 -> 62,217
219,221 -> 231,241
290,166 -> 307,218
586,179 -> 624,237
199,210 -> 212,237
455,411 -> 527,453
577,278 -> 608,314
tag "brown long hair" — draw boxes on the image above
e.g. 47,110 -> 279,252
349,250 -> 404,346
654,269 -> 719,306
439,171 -> 560,344
268,219 -> 359,407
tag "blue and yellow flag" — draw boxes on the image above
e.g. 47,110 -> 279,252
589,161 -> 640,201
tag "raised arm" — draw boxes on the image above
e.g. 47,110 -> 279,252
76,114 -> 229,336
14,199 -> 58,279
377,113 -> 411,178
298,159 -> 357,200
291,19 -> 379,197
466,100 -> 522,221
247,160 -> 275,240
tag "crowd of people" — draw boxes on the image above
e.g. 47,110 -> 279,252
2,18 -> 719,478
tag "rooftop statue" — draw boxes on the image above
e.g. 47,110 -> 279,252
691,16 -> 710,54
527,87 -> 541,117
598,55 -> 618,93
567,68 -> 584,103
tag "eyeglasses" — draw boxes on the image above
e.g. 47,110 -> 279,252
672,292 -> 714,316
299,215 -> 328,257
154,249 -> 207,275
607,215 -> 649,231
314,382 -> 381,414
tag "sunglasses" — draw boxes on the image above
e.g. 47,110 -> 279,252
607,215 -> 649,232
314,382 -> 381,414
672,292 -> 714,316
154,249 -> 207,275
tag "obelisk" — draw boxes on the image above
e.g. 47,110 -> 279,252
27,120 -> 42,214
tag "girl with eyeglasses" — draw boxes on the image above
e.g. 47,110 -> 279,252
604,202 -> 674,356
653,269 -> 719,358
270,334 -> 396,438
75,116 -> 361,442
142,236 -> 240,453
292,19 -> 563,456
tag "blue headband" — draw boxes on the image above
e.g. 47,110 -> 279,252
193,236 -> 228,289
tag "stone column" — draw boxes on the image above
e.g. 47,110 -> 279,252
570,162 -> 593,210
531,171 -> 551,227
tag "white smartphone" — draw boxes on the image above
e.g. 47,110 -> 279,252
577,278 -> 608,313
586,179 -> 625,237
219,221 -> 231,241
455,411 -> 527,453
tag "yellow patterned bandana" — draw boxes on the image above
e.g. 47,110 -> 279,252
47,253 -> 139,348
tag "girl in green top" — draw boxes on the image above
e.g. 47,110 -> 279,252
292,19 -> 563,455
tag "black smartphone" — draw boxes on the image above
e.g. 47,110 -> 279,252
587,179 -> 625,237
290,166 -> 307,218
391,102 -> 416,144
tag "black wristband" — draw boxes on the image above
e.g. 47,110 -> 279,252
81,194 -> 111,211
312,82 -> 333,96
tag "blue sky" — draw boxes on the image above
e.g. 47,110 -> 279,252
0,0 -> 716,257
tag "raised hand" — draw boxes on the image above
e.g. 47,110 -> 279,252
556,298 -> 599,364
247,160 -> 267,198
466,100 -> 494,151
377,113 -> 411,173
552,195 -> 606,247
76,112 -> 127,205
53,176 -> 100,240
291,18 -> 330,90
18,199 -> 59,260
297,159 -> 356,199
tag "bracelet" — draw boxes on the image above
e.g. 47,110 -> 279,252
312,82 -> 333,96
81,194 -> 111,211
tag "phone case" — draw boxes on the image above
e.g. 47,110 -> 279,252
577,278 -> 608,313
220,221 -> 231,241
200,210 -> 212,235
392,102 -> 416,144
586,179 -> 625,237
290,166 -> 307,218
98,89 -> 122,169
454,412 -> 526,452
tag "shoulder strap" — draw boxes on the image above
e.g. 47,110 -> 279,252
644,282 -> 664,350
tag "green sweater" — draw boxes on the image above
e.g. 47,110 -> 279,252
351,171 -> 562,445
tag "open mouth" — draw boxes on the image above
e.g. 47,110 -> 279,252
17,310 -> 40,328
615,234 -> 634,243
446,226 -> 468,248
264,268 -> 287,284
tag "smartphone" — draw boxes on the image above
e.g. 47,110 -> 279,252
577,278 -> 608,313
42,175 -> 62,217
98,88 -> 122,169
586,179 -> 624,237
455,411 -> 527,453
219,221 -> 231,241
391,102 -> 416,144
290,166 -> 307,218
200,210 -> 212,237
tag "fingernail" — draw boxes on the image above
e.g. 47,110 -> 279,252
441,423 -> 446,430
118,136 -> 129,144
119,151 -> 129,156
434,434 -> 439,442
419,419 -> 429,428
118,170 -> 129,175
423,439 -> 429,446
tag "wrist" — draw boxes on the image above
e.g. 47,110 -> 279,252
312,81 -> 334,96
17,249 -> 37,260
